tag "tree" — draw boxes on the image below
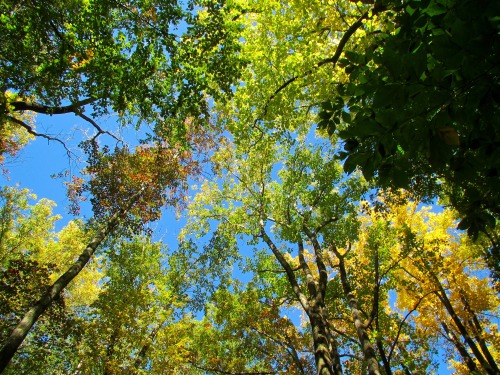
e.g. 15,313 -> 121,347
0,132 -> 203,370
361,191 -> 500,374
178,2 -> 434,371
0,92 -> 34,171
187,281 -> 315,375
0,0 -> 244,146
70,237 -> 182,374
319,0 -> 500,239
182,127 -> 387,374
0,1 -> 247,368
0,187 -> 89,374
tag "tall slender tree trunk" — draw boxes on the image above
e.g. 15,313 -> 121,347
308,302 -> 343,375
430,275 -> 496,375
260,228 -> 343,375
441,321 -> 479,373
335,251 -> 381,375
0,190 -> 143,373
459,295 -> 500,374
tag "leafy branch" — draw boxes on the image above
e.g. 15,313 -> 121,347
255,10 -> 370,124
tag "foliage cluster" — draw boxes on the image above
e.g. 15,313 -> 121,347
0,0 -> 498,374
319,0 -> 500,239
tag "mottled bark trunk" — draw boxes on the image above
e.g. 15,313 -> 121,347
336,252 -> 381,375
309,303 -> 342,375
260,228 -> 343,375
0,190 -> 142,373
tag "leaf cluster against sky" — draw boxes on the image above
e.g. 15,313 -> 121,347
0,0 -> 499,374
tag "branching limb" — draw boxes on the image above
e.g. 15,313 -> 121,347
260,227 -> 309,312
10,97 -> 121,143
256,11 -> 370,123
7,116 -> 73,156
314,216 -> 339,235
387,290 -> 435,362
77,112 -> 122,143
302,224 -> 328,298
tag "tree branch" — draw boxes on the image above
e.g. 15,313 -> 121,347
77,112 -> 121,143
387,290 -> 435,362
260,226 -> 309,311
314,216 -> 339,235
255,11 -> 369,123
302,224 -> 328,298
7,116 -> 72,156
10,97 -> 97,115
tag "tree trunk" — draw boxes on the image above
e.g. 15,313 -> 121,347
431,279 -> 496,375
459,295 -> 500,374
260,228 -> 343,375
308,302 -> 343,375
336,252 -> 381,375
440,321 -> 478,373
0,190 -> 143,373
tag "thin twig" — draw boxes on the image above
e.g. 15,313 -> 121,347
77,112 -> 122,143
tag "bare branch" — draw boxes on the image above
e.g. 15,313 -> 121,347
77,112 -> 122,143
387,290 -> 436,362
7,116 -> 73,157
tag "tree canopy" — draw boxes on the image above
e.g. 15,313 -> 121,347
1,0 -> 243,138
319,0 -> 500,238
0,0 -> 499,374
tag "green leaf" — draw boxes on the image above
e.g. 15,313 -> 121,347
319,110 -> 332,120
348,118 -> 383,138
422,1 -> 448,17
321,101 -> 333,111
343,152 -> 369,174
341,111 -> 351,123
